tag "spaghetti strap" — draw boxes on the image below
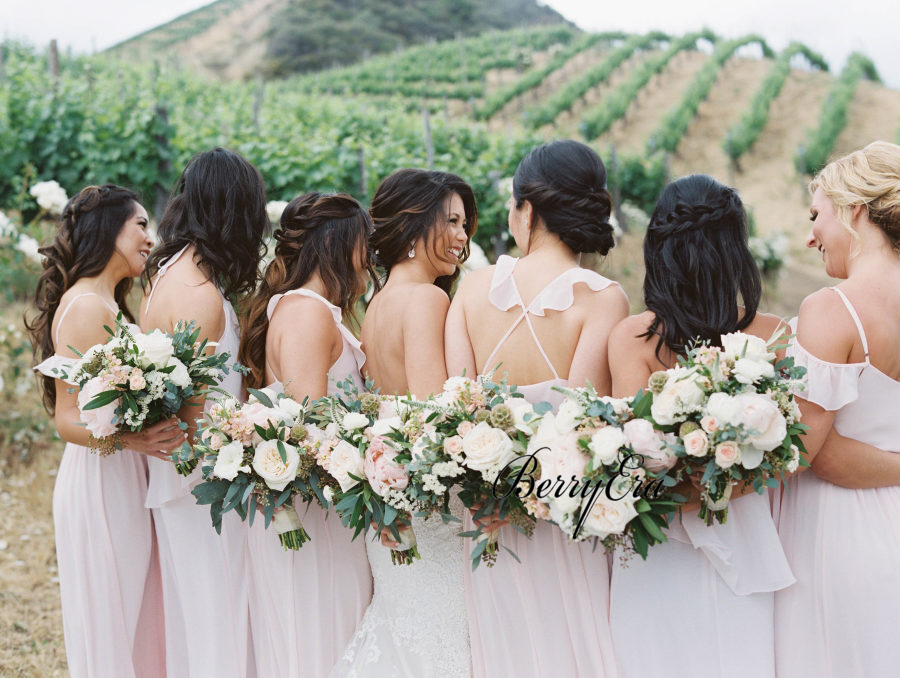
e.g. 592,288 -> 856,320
482,260 -> 561,379
54,293 -> 118,347
145,245 -> 190,314
831,287 -> 870,364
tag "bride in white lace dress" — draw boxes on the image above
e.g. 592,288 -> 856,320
331,169 -> 477,678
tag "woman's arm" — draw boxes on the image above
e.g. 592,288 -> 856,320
403,285 -> 451,398
444,276 -> 478,378
269,296 -> 340,402
607,315 -> 654,399
811,427 -> 900,488
568,285 -> 628,394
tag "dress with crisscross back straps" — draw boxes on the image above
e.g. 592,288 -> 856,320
245,288 -> 373,678
34,292 -> 165,678
141,245 -> 255,678
464,255 -> 619,678
776,287 -> 900,677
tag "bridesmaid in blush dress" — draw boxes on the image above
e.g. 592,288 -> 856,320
28,185 -> 178,678
445,140 -> 628,678
140,148 -> 269,678
606,175 -> 795,678
238,193 -> 374,677
775,142 -> 900,677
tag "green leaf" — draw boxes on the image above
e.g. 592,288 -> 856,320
82,389 -> 121,410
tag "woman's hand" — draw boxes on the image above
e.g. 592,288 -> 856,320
469,502 -> 510,534
120,417 -> 186,460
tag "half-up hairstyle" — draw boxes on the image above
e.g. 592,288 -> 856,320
143,147 -> 269,302
369,168 -> 478,294
513,139 -> 615,255
240,193 -> 376,390
813,140 -> 900,254
641,174 -> 761,360
26,184 -> 141,413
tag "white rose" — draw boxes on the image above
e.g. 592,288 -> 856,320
588,426 -> 627,466
732,357 -> 775,385
509,399 -> 539,435
734,393 -> 787,452
134,329 -> 175,368
721,332 -> 773,363
276,397 -> 302,421
579,494 -> 638,540
369,416 -> 402,438
343,412 -> 369,430
705,392 -> 741,425
682,429 -> 709,458
213,441 -> 249,481
166,357 -> 192,389
77,376 -> 120,437
461,421 -> 516,473
651,367 -> 707,425
555,398 -> 585,433
252,439 -> 300,491
329,440 -> 364,492
532,422 -> 585,514
623,418 -> 677,472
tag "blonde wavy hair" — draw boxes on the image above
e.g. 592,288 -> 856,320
812,140 -> 900,254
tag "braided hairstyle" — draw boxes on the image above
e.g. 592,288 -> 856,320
369,168 -> 478,294
513,140 -> 615,255
26,184 -> 141,413
641,174 -> 761,361
239,193 -> 376,390
143,148 -> 269,303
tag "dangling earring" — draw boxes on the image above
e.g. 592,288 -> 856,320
408,245 -> 416,259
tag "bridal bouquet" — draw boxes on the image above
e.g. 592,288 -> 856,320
314,380 -> 422,565
646,331 -> 808,524
191,388 -> 337,549
57,313 -> 231,465
518,385 -> 682,559
395,375 -> 538,570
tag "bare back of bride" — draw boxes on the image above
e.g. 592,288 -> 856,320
332,168 -> 478,678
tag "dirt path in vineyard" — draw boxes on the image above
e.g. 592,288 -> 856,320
833,80 -> 900,154
595,49 -> 709,155
669,56 -> 771,182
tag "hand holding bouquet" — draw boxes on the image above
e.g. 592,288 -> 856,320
57,313 -> 231,469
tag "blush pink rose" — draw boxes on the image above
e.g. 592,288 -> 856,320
623,418 -> 677,472
714,441 -> 741,469
364,436 -> 408,498
77,376 -> 120,437
457,420 -> 475,437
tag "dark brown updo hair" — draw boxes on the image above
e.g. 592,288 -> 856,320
239,192 -> 376,389
513,139 -> 615,255
369,168 -> 478,294
26,184 -> 141,413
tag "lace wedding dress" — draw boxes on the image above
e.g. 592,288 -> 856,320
330,492 -> 471,678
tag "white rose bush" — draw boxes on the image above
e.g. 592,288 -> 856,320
54,314 -> 232,465
514,385 -> 682,560
191,388 -> 338,550
644,330 -> 808,524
